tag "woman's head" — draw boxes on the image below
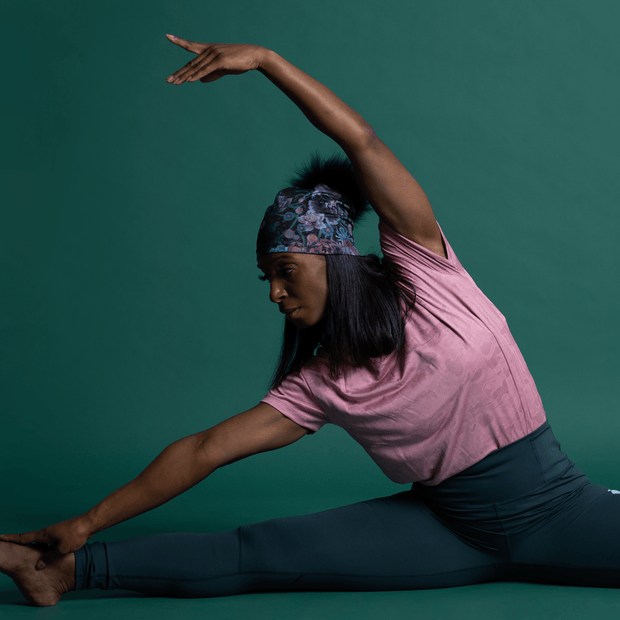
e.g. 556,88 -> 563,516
256,154 -> 415,388
256,154 -> 368,332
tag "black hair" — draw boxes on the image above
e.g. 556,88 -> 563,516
268,154 -> 416,389
269,252 -> 415,389
288,152 -> 371,223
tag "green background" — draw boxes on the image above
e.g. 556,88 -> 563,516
1,0 -> 619,616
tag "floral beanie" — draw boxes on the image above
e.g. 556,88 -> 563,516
256,155 -> 369,259
256,184 -> 360,258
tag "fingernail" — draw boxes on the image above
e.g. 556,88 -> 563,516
168,34 -> 177,39
167,76 -> 174,82
36,562 -> 46,570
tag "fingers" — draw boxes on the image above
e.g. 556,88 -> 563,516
0,534 -> 16,542
166,34 -> 189,50
35,538 -> 84,570
36,547 -> 62,571
167,48 -> 221,85
167,49 -> 210,83
36,550 -> 70,570
165,34 -> 210,57
0,531 -> 43,545
184,55 -> 224,83
0,531 -> 55,570
166,33 -> 184,46
165,34 -> 216,83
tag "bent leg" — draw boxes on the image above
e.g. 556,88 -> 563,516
75,490 -> 502,598
510,482 -> 620,587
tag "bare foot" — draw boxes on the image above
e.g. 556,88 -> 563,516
0,541 -> 75,607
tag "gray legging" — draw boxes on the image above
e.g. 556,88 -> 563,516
74,422 -> 620,596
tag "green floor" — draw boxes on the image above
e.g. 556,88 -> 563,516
2,581 -> 620,620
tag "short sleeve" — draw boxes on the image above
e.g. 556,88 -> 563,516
379,220 -> 467,301
261,369 -> 329,433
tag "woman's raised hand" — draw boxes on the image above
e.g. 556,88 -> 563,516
166,35 -> 267,84
0,514 -> 93,570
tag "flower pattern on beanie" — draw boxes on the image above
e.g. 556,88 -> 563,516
256,184 -> 360,258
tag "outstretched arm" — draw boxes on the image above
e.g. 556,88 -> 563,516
166,36 -> 445,257
0,403 -> 307,568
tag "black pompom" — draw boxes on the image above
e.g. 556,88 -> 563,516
287,153 -> 371,224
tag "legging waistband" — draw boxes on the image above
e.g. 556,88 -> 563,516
415,422 -> 584,506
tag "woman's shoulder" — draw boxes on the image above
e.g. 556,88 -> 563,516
379,220 -> 457,264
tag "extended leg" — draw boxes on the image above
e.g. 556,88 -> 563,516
75,489 -> 503,598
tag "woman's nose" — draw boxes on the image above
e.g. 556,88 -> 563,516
269,281 -> 286,304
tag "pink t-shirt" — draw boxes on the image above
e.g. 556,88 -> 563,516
261,221 -> 546,485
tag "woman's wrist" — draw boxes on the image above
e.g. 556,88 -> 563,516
257,47 -> 280,75
79,509 -> 100,538
82,492 -> 127,536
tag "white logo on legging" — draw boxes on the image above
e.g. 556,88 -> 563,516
608,489 -> 620,494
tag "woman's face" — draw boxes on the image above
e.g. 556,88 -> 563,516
257,253 -> 328,329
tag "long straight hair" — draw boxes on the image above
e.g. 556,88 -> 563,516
269,252 -> 415,389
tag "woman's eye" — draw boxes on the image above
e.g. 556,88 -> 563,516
257,267 -> 293,282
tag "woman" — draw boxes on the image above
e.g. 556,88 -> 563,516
1,34 -> 619,607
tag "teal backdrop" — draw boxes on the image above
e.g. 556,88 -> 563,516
2,1 -> 620,614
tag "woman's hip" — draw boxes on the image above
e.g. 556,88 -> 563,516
413,422 -> 594,549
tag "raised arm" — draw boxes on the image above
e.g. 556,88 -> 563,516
0,403 -> 307,568
165,36 -> 446,257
